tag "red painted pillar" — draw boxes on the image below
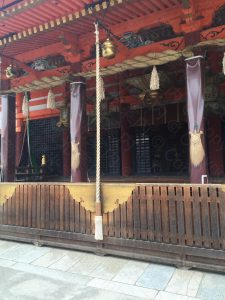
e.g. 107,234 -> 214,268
186,56 -> 208,183
120,103 -> 132,176
1,94 -> 16,181
207,116 -> 224,177
63,129 -> 71,177
70,79 -> 87,182
15,93 -> 24,167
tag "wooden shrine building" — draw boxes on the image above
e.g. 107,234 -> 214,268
0,0 -> 225,272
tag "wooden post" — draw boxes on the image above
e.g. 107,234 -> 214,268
120,103 -> 132,176
1,94 -> 16,181
186,56 -> 208,183
207,115 -> 224,177
70,79 -> 87,182
15,93 -> 24,167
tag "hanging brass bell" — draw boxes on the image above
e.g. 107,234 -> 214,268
102,38 -> 116,59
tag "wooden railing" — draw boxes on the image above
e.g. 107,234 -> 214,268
0,183 -> 224,272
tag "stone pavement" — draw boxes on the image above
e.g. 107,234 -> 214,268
0,240 -> 224,300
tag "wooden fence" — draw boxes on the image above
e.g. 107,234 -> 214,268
0,183 -> 225,272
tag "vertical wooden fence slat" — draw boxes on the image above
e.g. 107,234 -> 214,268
64,187 -> 70,232
192,186 -> 202,247
80,205 -> 86,234
69,194 -> 75,232
115,204 -> 121,238
19,185 -> 24,226
133,187 -> 141,240
49,185 -> 55,230
27,185 -> 32,228
23,184 -> 28,227
161,186 -> 169,243
201,187 -> 211,248
108,211 -> 115,237
11,188 -> 16,226
85,210 -> 91,234
40,185 -> 46,229
59,185 -> 65,231
103,212 -> 108,236
54,185 -> 60,231
45,185 -> 50,230
183,186 -> 193,246
154,186 -> 162,242
176,186 -> 185,245
36,185 -> 41,229
209,187 -> 220,249
168,186 -> 177,244
218,188 -> 225,250
0,203 -> 3,224
146,186 -> 154,241
91,212 -> 95,235
140,186 -> 147,241
7,196 -> 11,225
75,201 -> 80,233
32,185 -> 37,228
15,186 -> 20,226
120,202 -> 127,239
127,195 -> 133,239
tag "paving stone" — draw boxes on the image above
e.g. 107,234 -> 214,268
68,253 -> 105,276
0,257 -> 16,267
49,250 -> 84,272
136,264 -> 175,290
155,291 -> 201,300
166,269 -> 203,297
112,260 -> 148,284
0,240 -> 20,254
87,278 -> 158,299
31,248 -> 67,267
90,256 -> 128,280
197,272 -> 225,300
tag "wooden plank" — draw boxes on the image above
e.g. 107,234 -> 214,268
59,185 -> 65,231
54,185 -> 60,231
27,184 -> 32,228
11,189 -> 16,226
146,186 -> 154,241
139,186 -> 147,241
91,212 -> 95,235
80,205 -> 86,234
19,185 -> 24,227
209,187 -> 220,249
120,202 -> 127,239
15,186 -> 20,226
176,186 -> 185,245
31,185 -> 37,228
133,187 -> 141,240
115,205 -> 121,238
64,187 -> 70,232
74,201 -> 80,233
168,186 -> 177,244
154,186 -> 162,242
201,186 -> 211,248
45,185 -> 50,230
192,186 -> 202,247
23,184 -> 28,227
103,212 -> 108,236
183,186 -> 193,246
126,194 -> 133,239
218,187 -> 225,250
85,210 -> 91,235
36,184 -> 41,229
108,211 -> 115,237
49,185 -> 55,231
69,194 -> 75,232
40,185 -> 46,229
161,186 -> 169,243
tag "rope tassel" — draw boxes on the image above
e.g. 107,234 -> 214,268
150,65 -> 159,91
22,95 -> 29,117
190,131 -> 205,167
47,89 -> 56,109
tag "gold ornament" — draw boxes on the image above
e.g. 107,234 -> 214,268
102,38 -> 116,59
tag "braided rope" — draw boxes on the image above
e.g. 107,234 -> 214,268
95,21 -> 101,204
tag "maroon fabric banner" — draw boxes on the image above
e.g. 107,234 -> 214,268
70,81 -> 87,182
1,94 -> 16,181
186,56 -> 207,183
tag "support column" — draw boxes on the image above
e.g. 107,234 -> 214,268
120,103 -> 132,176
186,56 -> 208,183
70,79 -> 87,182
1,94 -> 16,181
63,129 -> 71,177
15,93 -> 24,167
207,115 -> 224,177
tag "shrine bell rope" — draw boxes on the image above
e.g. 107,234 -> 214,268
94,22 -> 103,240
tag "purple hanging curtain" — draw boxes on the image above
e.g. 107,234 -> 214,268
70,81 -> 87,182
186,56 -> 204,132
